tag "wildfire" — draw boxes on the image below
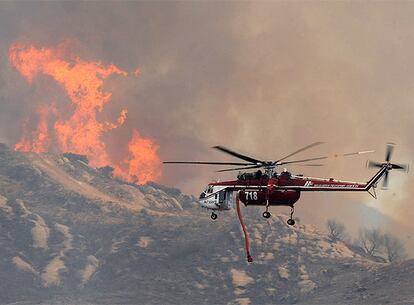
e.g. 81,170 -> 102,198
114,130 -> 161,184
15,103 -> 57,153
9,42 -> 161,184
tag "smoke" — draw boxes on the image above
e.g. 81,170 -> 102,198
0,2 -> 413,251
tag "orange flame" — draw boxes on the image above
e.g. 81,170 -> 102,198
15,103 -> 57,153
114,130 -> 161,184
9,42 -> 161,184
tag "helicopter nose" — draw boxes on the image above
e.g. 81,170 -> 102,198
199,193 -> 206,206
199,196 -> 216,209
199,199 -> 210,209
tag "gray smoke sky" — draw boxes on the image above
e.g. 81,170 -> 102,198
1,2 -> 413,252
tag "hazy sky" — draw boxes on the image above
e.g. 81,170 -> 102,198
1,1 -> 413,250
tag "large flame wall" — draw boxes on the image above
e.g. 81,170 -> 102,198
9,42 -> 161,184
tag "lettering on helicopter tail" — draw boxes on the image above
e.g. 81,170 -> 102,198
317,184 -> 360,188
304,181 -> 313,187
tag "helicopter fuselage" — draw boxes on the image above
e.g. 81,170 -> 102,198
199,167 -> 388,213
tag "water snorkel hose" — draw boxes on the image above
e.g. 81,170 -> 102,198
235,192 -> 253,263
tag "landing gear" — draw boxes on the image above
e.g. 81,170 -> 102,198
211,212 -> 218,220
287,206 -> 295,226
263,195 -> 271,219
262,211 -> 271,219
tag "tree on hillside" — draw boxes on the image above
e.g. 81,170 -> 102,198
358,228 -> 383,257
326,219 -> 346,242
383,233 -> 406,262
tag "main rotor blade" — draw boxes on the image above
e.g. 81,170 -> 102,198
343,150 -> 375,156
291,164 -> 325,167
281,148 -> 375,166
275,142 -> 325,163
163,161 -> 252,166
216,165 -> 263,172
386,143 -> 395,162
278,156 -> 328,166
212,146 -> 263,164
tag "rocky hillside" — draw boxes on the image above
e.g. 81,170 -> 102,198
0,144 -> 412,305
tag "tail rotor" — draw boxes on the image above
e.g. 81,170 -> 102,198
367,143 -> 409,189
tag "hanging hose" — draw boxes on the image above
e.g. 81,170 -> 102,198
235,192 -> 253,263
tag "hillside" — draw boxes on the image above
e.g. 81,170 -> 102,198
0,144 -> 412,305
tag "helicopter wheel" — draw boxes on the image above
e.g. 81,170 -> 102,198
287,218 -> 295,226
262,211 -> 271,219
211,212 -> 218,220
287,206 -> 295,226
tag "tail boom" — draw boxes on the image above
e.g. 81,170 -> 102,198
277,165 -> 388,192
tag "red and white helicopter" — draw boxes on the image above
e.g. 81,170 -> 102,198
164,142 -> 408,262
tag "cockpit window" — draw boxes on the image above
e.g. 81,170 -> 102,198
199,192 -> 206,199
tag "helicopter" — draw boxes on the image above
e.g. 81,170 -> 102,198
164,142 -> 408,262
164,142 -> 408,225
